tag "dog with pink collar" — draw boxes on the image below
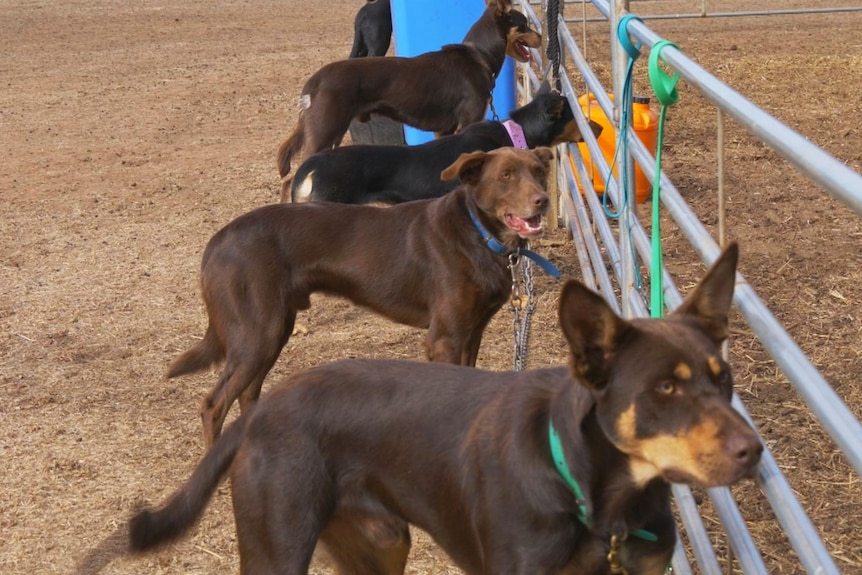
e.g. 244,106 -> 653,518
285,81 -> 601,205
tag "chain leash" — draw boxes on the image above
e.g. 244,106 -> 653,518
488,90 -> 500,121
605,532 -> 673,575
607,533 -> 629,575
509,253 -> 536,372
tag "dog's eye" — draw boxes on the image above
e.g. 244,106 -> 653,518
655,381 -> 676,395
499,170 -> 512,180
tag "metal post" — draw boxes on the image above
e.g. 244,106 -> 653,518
611,0 -> 636,318
717,109 -> 726,246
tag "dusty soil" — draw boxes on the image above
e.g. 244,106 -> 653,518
1,0 -> 860,574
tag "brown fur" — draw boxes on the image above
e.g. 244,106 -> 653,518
276,0 -> 542,190
168,147 -> 555,446
78,243 -> 762,575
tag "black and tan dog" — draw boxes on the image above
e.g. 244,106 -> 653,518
78,243 -> 762,575
287,82 -> 602,204
276,0 -> 542,185
170,147 -> 556,446
348,0 -> 392,59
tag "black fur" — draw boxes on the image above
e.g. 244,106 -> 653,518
288,84 -> 601,204
349,0 -> 392,58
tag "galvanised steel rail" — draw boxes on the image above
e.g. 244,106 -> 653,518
561,7 -> 862,24
518,0 -> 862,573
590,0 -> 862,218
528,0 -> 862,22
593,0 -> 862,477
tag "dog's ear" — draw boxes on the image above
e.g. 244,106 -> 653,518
537,78 -> 552,95
489,0 -> 511,14
545,96 -> 565,118
440,151 -> 488,185
533,147 -> 554,169
671,242 -> 739,345
558,280 -> 630,391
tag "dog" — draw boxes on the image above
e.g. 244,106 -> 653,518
78,242 -> 762,575
349,0 -> 392,58
276,0 -> 542,189
288,81 -> 603,204
346,0 -> 401,146
167,147 -> 555,446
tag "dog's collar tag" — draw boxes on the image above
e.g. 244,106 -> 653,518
467,209 -> 560,279
502,119 -> 528,149
548,422 -> 659,543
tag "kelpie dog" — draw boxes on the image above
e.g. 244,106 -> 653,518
78,243 -> 762,575
276,0 -> 542,183
288,81 -> 603,204
349,0 -> 391,58
167,147 -> 555,446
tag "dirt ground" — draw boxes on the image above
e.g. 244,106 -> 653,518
1,0 -> 861,574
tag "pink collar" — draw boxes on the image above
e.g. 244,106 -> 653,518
502,119 -> 528,149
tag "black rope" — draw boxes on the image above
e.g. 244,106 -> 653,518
546,0 -> 562,90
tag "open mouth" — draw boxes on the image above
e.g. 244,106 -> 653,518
505,213 -> 543,238
513,40 -> 533,62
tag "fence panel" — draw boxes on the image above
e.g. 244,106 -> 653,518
519,1 -> 862,572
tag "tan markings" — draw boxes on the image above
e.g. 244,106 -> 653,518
674,362 -> 692,381
615,404 -> 637,443
618,402 -> 742,485
628,457 -> 662,487
552,121 -> 583,146
626,418 -> 725,485
708,356 -> 723,376
616,405 -> 663,486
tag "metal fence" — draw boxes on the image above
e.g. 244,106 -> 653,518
517,0 -> 862,573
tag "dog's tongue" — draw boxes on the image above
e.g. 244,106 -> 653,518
505,214 -> 543,238
515,41 -> 533,61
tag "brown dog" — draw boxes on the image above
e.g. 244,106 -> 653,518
79,242 -> 762,575
168,147 -> 555,446
276,0 -> 542,188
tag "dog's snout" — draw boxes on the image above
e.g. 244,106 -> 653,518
727,432 -> 763,469
533,194 -> 548,211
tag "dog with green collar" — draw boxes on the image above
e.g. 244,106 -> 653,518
80,243 -> 760,575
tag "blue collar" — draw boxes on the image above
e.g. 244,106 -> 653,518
467,208 -> 560,279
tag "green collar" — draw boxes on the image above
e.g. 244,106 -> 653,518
548,421 -> 658,542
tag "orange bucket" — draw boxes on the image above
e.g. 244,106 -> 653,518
575,93 -> 658,204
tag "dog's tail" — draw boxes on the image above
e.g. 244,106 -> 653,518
348,16 -> 367,58
128,412 -> 250,552
277,114 -> 306,178
289,159 -> 316,203
166,324 -> 224,378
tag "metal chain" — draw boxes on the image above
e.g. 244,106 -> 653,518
509,253 -> 536,371
546,0 -> 562,91
488,91 -> 500,121
606,532 -> 674,575
607,533 -> 629,575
